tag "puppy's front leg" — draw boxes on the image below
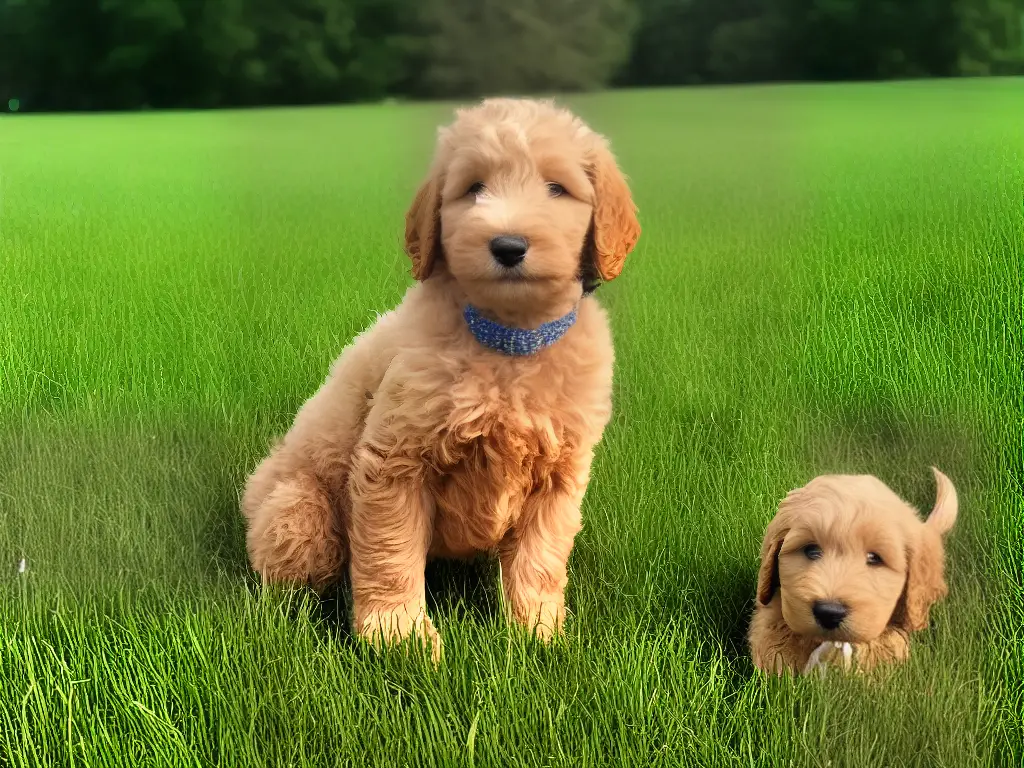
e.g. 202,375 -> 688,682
348,435 -> 440,661
499,453 -> 589,641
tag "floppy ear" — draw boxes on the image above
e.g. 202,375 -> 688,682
756,500 -> 795,605
584,141 -> 640,282
890,529 -> 947,632
890,468 -> 957,631
404,169 -> 444,281
756,528 -> 784,605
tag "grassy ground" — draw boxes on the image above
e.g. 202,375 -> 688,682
1,80 -> 1021,767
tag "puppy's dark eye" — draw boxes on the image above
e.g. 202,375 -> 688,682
866,552 -> 884,566
466,182 -> 485,197
803,544 -> 823,561
546,182 -> 566,198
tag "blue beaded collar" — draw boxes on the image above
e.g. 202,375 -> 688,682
463,304 -> 578,356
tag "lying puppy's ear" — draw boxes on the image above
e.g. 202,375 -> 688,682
756,532 -> 784,606
584,140 -> 640,283
404,167 -> 444,281
890,468 -> 958,631
890,531 -> 947,632
757,495 -> 797,605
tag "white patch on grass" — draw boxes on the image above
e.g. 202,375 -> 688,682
804,640 -> 854,677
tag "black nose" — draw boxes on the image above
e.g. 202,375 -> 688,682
489,235 -> 528,267
812,601 -> 848,630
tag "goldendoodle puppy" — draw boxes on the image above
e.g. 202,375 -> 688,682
749,468 -> 958,675
241,98 -> 640,658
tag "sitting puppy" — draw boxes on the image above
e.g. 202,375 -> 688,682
749,468 -> 958,675
241,98 -> 640,659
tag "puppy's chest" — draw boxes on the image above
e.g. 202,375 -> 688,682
423,366 -> 582,554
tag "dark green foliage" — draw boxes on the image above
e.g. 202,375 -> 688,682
957,0 -> 1024,74
620,0 -> 1022,85
407,0 -> 637,98
0,0 -> 410,110
777,0 -> 962,80
619,0 -> 789,85
0,0 -> 1021,111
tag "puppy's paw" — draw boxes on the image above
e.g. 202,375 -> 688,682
359,603 -> 442,663
509,599 -> 565,643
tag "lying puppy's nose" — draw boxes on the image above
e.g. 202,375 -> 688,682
489,235 -> 528,268
812,600 -> 848,630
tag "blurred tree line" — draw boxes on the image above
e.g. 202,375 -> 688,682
1,0 -> 1021,111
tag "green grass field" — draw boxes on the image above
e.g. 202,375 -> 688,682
1,80 -> 1022,767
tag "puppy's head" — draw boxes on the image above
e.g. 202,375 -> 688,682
404,98 -> 640,323
756,468 -> 958,643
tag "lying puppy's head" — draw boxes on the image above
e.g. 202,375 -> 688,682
757,468 -> 958,643
404,98 -> 640,324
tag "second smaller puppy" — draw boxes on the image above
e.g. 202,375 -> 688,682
749,468 -> 958,675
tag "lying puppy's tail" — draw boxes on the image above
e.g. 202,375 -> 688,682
927,467 -> 958,535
